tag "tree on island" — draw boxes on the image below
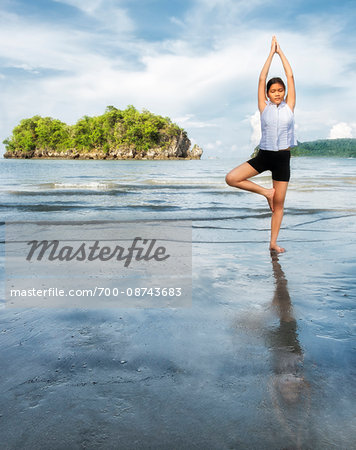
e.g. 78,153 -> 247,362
250,138 -> 356,158
292,139 -> 356,157
3,106 -> 203,160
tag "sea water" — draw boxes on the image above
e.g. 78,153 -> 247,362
0,156 -> 355,449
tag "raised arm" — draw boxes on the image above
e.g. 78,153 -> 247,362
258,36 -> 277,113
276,40 -> 296,111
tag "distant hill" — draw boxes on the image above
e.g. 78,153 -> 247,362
251,139 -> 356,158
292,139 -> 356,157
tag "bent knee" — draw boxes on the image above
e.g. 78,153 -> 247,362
225,172 -> 234,186
225,172 -> 243,186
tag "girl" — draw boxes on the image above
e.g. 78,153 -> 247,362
225,36 -> 296,253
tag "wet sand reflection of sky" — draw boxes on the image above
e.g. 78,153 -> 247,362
267,252 -> 311,449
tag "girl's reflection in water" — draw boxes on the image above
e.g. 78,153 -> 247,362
267,251 -> 311,448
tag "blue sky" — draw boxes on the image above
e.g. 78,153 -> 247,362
1,0 -> 356,158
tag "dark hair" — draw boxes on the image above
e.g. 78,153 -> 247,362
267,77 -> 286,93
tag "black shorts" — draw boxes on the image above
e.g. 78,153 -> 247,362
247,149 -> 291,182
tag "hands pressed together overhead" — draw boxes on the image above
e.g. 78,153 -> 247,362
258,35 -> 295,112
271,35 -> 281,55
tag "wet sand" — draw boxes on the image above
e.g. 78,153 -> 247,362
1,217 -> 355,450
0,157 -> 356,449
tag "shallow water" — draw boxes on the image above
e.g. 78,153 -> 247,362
0,157 -> 355,449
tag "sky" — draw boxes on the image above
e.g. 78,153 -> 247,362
0,0 -> 356,159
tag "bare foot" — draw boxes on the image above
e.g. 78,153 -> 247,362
270,243 -> 285,253
265,188 -> 275,212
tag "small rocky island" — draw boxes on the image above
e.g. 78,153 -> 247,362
3,105 -> 203,160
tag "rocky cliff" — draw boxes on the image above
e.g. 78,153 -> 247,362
4,134 -> 203,160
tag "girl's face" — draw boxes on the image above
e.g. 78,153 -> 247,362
267,83 -> 285,105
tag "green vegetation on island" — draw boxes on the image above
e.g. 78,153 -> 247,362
292,139 -> 356,157
3,106 -> 203,160
251,139 -> 356,158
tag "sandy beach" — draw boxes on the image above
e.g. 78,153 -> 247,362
0,158 -> 355,449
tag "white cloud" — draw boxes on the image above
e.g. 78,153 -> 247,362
206,140 -> 223,150
1,1 -> 356,158
173,114 -> 218,128
249,110 -> 261,147
53,0 -> 103,14
328,122 -> 353,139
0,11 -> 112,72
53,0 -> 134,34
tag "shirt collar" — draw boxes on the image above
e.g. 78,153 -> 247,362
267,99 -> 286,108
